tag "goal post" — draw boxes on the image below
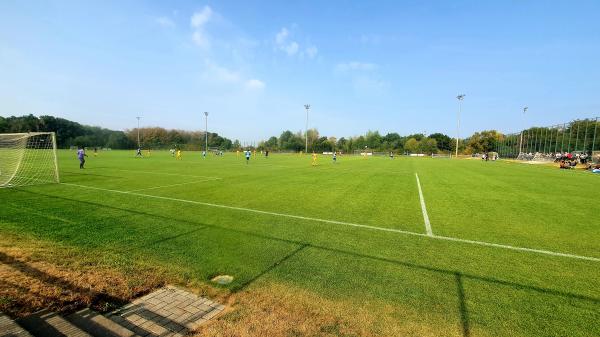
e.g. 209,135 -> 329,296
0,132 -> 60,188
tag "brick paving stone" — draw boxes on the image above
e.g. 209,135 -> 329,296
107,285 -> 224,335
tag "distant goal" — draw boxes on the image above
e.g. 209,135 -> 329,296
431,153 -> 452,158
0,132 -> 60,188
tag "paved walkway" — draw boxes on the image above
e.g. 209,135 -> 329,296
0,313 -> 33,337
108,285 -> 225,336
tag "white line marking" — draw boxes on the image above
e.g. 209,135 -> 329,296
126,178 -> 221,192
61,182 -> 600,262
415,173 -> 433,236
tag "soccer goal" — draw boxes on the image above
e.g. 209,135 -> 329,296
0,132 -> 60,188
431,153 -> 452,158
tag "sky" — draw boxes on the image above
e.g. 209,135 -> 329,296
1,0 -> 600,143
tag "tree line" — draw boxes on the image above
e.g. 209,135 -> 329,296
259,129 -> 504,154
0,115 -> 134,149
2,114 -> 523,154
0,115 -> 234,150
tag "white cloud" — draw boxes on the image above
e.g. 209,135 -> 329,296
202,60 -> 265,92
192,31 -> 210,49
275,28 -> 289,45
156,17 -> 175,28
284,41 -> 299,55
305,45 -> 318,59
335,62 -> 378,72
245,79 -> 265,90
188,8 -> 264,92
274,26 -> 315,58
204,60 -> 241,83
191,6 -> 212,28
190,6 -> 213,49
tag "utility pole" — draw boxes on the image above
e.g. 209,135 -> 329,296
204,112 -> 209,154
304,104 -> 310,153
136,116 -> 141,148
455,95 -> 465,158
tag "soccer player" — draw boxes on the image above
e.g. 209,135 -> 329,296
265,150 -> 269,158
146,148 -> 151,157
236,150 -> 240,158
93,147 -> 98,157
245,149 -> 251,164
312,152 -> 318,166
170,148 -> 175,157
176,149 -> 182,160
77,147 -> 88,169
332,151 -> 337,163
390,151 -> 394,159
136,148 -> 143,157
202,151 -> 206,159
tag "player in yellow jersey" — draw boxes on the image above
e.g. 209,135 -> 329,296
236,150 -> 240,158
311,152 -> 318,166
176,149 -> 182,160
146,148 -> 151,157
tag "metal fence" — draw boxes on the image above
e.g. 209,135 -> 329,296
497,117 -> 599,161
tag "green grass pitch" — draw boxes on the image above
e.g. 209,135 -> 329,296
1,150 -> 599,336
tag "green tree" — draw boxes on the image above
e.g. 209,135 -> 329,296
404,138 -> 420,153
420,138 -> 438,154
264,136 -> 278,150
428,133 -> 452,151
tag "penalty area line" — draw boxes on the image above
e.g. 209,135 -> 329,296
60,182 -> 600,262
415,173 -> 433,236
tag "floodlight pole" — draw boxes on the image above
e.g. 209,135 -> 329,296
455,95 -> 465,158
304,104 -> 310,153
136,116 -> 141,148
204,112 -> 209,154
519,107 -> 527,155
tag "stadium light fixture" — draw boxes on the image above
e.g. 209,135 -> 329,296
204,112 -> 209,155
304,104 -> 311,153
455,95 -> 465,158
136,116 -> 142,148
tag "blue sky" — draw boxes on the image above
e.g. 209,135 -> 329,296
1,1 -> 600,142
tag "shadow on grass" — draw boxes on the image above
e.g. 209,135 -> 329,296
0,251 -> 129,313
455,273 -> 470,337
232,243 -> 309,293
9,188 -> 600,336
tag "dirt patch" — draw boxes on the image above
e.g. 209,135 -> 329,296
0,235 -> 166,318
196,282 -> 453,337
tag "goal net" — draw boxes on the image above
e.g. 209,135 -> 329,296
0,132 -> 60,188
431,153 -> 452,158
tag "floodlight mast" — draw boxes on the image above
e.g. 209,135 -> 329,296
136,116 -> 142,148
204,112 -> 209,155
304,104 -> 310,153
455,95 -> 465,158
519,107 -> 528,155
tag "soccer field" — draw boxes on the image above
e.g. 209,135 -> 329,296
1,150 -> 599,336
